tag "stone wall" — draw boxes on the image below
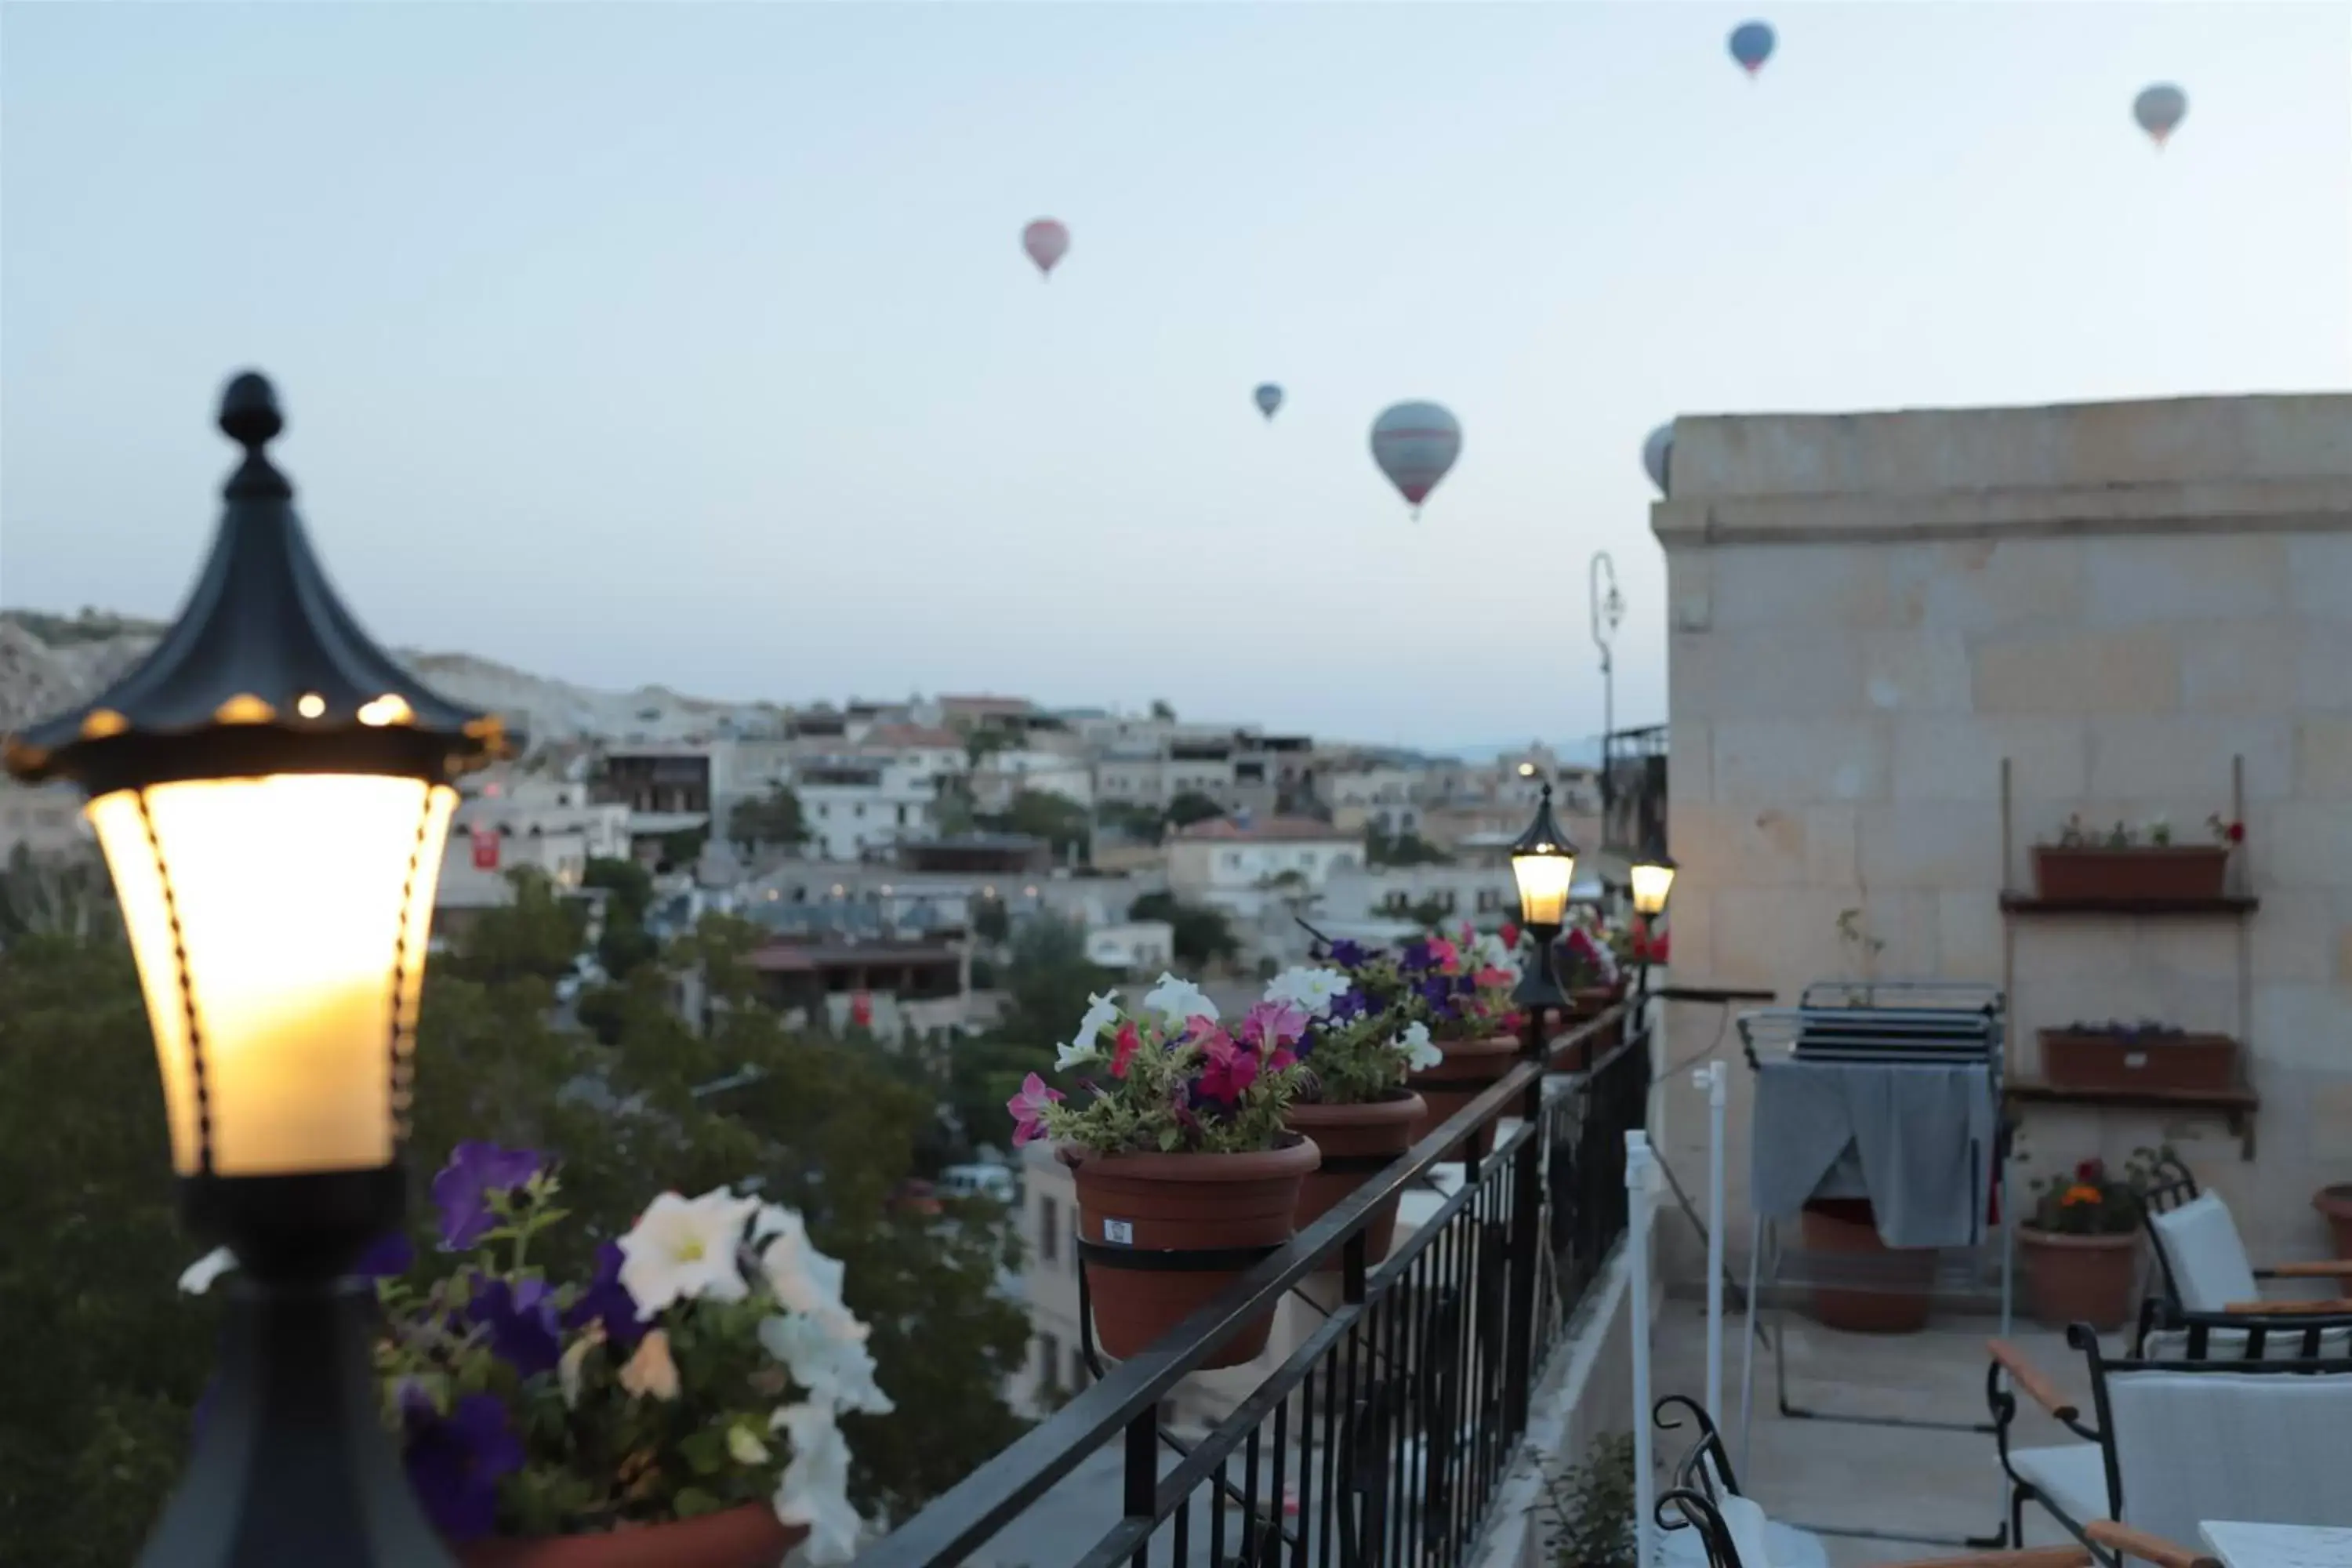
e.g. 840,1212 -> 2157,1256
1650,394 -> 2352,1283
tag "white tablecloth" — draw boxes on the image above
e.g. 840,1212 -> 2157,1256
2201,1522 -> 2352,1568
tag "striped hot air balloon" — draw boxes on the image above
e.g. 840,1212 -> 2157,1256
1022,218 -> 1069,278
1370,402 -> 1462,518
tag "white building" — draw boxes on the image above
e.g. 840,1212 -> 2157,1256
1083,919 -> 1176,974
793,757 -> 940,862
458,771 -> 632,863
971,748 -> 1095,813
1165,815 -> 1363,920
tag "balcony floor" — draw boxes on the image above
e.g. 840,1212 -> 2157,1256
1648,1298 -> 2103,1567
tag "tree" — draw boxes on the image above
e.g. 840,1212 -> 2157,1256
972,897 -> 1011,946
1149,699 -> 1176,721
0,889 -> 1031,1562
1163,791 -> 1225,830
728,785 -> 809,850
1095,801 -> 1162,841
583,856 -> 659,980
1127,891 -> 1239,969
940,915 -> 1112,1162
1367,826 -> 1450,867
978,789 -> 1091,862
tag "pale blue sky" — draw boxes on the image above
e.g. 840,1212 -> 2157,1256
4,2 -> 2346,749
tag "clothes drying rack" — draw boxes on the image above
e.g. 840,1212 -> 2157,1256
1735,979 -> 2015,1552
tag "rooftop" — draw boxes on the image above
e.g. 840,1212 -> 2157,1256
1172,814 -> 1357,844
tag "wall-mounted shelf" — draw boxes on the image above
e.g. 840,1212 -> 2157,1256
2005,1079 -> 2261,1160
1999,893 -> 2259,917
1998,754 -> 2257,1160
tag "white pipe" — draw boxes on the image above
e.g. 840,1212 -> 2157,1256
1627,1129 -> 1657,1568
1704,1062 -> 1728,1423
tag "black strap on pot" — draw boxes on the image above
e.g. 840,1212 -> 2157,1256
1312,1151 -> 1403,1174
1409,1076 -> 1506,1094
1074,1237 -> 1283,1272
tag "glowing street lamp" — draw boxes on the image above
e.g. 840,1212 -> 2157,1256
1628,842 -> 1678,920
1507,782 -> 1580,1011
3,373 -> 506,1566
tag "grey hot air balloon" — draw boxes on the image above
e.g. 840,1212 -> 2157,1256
2134,84 -> 2187,149
1369,401 -> 1462,517
1642,423 -> 1675,495
1254,383 -> 1283,420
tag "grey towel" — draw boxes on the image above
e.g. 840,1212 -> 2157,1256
1750,1060 -> 1994,1248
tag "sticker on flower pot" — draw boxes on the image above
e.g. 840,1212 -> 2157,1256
1102,1218 -> 1134,1245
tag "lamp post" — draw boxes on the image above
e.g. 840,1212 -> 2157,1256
1627,839 -> 1677,1001
1588,551 -> 1624,840
1506,782 -> 1581,1028
2,373 -> 506,1567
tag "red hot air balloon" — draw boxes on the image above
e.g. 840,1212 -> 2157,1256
1022,219 -> 1069,279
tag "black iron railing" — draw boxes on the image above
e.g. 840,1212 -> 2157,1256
862,1005 -> 1655,1568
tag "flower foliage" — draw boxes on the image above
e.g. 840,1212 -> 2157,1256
368,1145 -> 891,1560
1264,964 -> 1437,1105
1323,924 -> 1522,1045
1013,974 -> 1305,1155
2027,1148 -> 2166,1237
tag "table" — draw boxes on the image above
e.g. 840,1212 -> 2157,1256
2201,1522 -> 2352,1568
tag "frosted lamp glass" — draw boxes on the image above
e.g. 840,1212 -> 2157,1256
1511,851 -> 1577,929
89,775 -> 456,1177
1629,862 -> 1677,917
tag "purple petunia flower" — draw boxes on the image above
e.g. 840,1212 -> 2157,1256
1328,939 -> 1369,968
466,1276 -> 562,1378
431,1142 -> 544,1252
352,1230 -> 415,1280
401,1390 -> 524,1542
562,1240 -> 649,1350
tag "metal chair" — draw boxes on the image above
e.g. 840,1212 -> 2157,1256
2140,1152 -> 2352,1327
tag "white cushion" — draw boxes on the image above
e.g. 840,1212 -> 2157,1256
2105,1367 -> 2352,1548
2004,1443 -> 2111,1528
1716,1493 -> 1780,1568
2149,1192 -> 2259,1312
2143,1325 -> 2352,1362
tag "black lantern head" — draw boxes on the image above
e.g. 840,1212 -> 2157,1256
2,372 -> 513,1280
1508,782 -> 1579,942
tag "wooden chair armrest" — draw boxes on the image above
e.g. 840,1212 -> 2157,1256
1987,1338 -> 2078,1421
2222,1297 -> 2352,1315
2086,1520 -> 2223,1568
2261,1258 -> 2352,1279
1862,1550 -> 2093,1568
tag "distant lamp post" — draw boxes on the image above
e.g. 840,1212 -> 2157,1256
1507,782 -> 1580,1014
2,373 -> 505,1567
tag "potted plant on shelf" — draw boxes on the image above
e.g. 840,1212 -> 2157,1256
1261,963 -> 1432,1269
183,1143 -> 891,1568
2020,1151 -> 2158,1331
1558,914 -> 1628,1061
2031,813 -> 2239,903
1016,973 -> 1317,1368
2039,1018 -> 2239,1093
1403,925 -> 1524,1159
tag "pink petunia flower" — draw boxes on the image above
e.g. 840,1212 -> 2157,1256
1239,1000 -> 1308,1056
1428,937 -> 1461,975
1007,1072 -> 1065,1146
1200,1049 -> 1260,1104
1474,966 -> 1516,990
1109,1021 -> 1143,1080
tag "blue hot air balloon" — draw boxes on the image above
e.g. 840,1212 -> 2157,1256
1642,423 -> 1675,495
2134,84 -> 2188,149
1254,383 -> 1283,420
1729,20 -> 1775,77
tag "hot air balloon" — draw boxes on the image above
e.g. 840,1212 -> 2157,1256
2134,84 -> 2187,149
1254,383 -> 1283,420
1370,402 -> 1461,517
1729,20 -> 1775,77
1642,423 -> 1675,495
1022,219 -> 1069,278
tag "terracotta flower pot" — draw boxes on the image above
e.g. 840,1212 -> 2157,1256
2031,845 -> 2228,903
1408,1035 -> 1520,1160
458,1506 -> 805,1568
1064,1135 -> 1319,1368
1285,1091 -> 1425,1271
2317,1185 -> 2352,1261
2020,1226 -> 2142,1331
1798,1199 -> 1934,1334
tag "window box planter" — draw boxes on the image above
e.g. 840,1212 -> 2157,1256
2038,1027 -> 2238,1094
1284,1091 -> 1424,1271
2031,844 -> 2227,903
459,1508 -> 805,1568
1407,1034 -> 1519,1160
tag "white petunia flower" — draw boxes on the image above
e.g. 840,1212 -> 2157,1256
1056,990 -> 1121,1069
760,1220 -> 864,1341
728,1424 -> 771,1466
1393,1020 -> 1443,1073
618,1188 -> 760,1319
1264,966 -> 1351,1019
178,1247 -> 238,1295
771,1401 -> 865,1566
1143,972 -> 1218,1024
619,1327 -> 681,1401
1473,932 -> 1517,971
760,1312 -> 895,1415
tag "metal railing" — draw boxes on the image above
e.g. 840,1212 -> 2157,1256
862,1004 -> 1655,1568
